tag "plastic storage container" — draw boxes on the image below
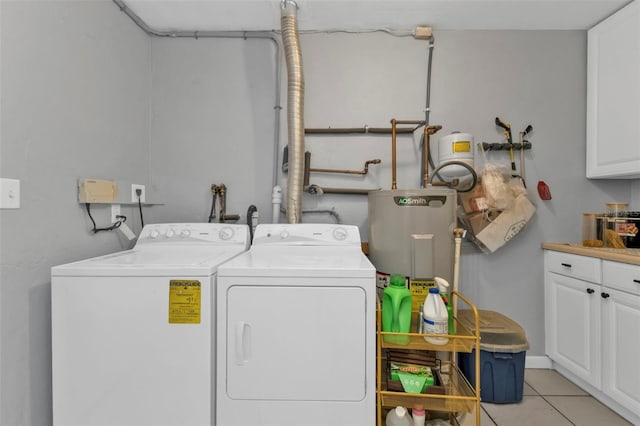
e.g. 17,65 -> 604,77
382,274 -> 412,344
457,310 -> 529,403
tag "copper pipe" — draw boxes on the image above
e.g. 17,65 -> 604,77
422,125 -> 442,187
390,119 -> 428,189
310,159 -> 381,175
217,184 -> 240,223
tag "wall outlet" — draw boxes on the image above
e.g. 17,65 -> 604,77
131,184 -> 146,203
111,204 -> 121,223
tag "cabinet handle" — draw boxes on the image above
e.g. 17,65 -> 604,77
561,263 -> 572,268
587,288 -> 595,294
633,279 -> 640,284
601,292 -> 610,299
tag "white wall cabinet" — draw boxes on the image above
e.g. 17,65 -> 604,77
544,251 -> 640,424
586,0 -> 640,178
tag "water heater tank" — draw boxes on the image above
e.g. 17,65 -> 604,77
368,187 -> 457,287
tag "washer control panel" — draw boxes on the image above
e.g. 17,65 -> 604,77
252,224 -> 361,246
136,223 -> 249,246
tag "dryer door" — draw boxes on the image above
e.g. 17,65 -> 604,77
225,285 -> 367,401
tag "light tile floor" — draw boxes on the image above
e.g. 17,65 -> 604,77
473,369 -> 631,426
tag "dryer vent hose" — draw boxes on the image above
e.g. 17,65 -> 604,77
281,0 -> 305,224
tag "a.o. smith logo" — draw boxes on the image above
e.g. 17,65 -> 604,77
393,196 -> 447,206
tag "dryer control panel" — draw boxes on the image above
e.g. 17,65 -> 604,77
136,223 -> 249,246
252,224 -> 361,246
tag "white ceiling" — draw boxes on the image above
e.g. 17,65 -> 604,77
121,0 -> 632,32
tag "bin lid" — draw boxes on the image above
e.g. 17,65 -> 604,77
458,309 -> 529,353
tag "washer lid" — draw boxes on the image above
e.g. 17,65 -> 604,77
51,245 -> 247,277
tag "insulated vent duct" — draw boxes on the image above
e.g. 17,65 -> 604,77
281,0 -> 305,224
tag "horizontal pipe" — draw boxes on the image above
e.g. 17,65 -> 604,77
305,127 -> 416,135
310,159 -> 381,175
305,185 -> 377,195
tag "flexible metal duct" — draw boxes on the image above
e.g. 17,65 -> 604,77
281,0 -> 305,223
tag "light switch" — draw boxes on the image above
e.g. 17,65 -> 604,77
0,178 -> 21,209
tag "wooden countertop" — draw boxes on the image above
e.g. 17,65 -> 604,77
542,242 -> 640,266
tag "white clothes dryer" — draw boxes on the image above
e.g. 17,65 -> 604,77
216,224 -> 376,426
51,223 -> 249,426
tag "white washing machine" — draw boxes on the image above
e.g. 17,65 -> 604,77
216,224 -> 376,426
51,223 -> 249,426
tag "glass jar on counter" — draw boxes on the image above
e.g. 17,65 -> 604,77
582,212 -> 604,247
604,203 -> 631,248
606,203 -> 629,217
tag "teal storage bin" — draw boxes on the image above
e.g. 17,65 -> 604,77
457,310 -> 529,404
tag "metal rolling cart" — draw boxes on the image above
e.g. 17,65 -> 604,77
376,291 -> 481,426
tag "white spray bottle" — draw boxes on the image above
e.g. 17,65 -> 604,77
423,277 -> 450,345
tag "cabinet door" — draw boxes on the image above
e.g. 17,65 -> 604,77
587,0 -> 640,178
546,272 -> 602,388
225,285 -> 367,401
602,287 -> 640,413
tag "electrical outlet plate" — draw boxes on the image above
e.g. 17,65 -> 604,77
131,184 -> 146,203
111,204 -> 121,223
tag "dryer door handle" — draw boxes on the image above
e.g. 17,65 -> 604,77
235,321 -> 251,365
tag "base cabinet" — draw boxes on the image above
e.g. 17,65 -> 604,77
544,250 -> 640,423
545,272 -> 601,388
602,287 -> 640,415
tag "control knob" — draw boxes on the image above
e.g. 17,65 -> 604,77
333,227 -> 348,241
219,227 -> 234,240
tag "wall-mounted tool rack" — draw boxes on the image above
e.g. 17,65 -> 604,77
479,142 -> 532,151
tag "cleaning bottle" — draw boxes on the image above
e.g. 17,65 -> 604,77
411,404 -> 426,426
382,274 -> 412,344
434,276 -> 455,335
423,287 -> 448,345
385,406 -> 413,426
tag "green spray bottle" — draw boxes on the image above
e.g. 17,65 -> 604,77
434,277 -> 455,336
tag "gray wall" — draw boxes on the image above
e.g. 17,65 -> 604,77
0,1 -> 150,424
148,37 -> 277,225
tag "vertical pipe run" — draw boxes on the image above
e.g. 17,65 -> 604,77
281,0 -> 305,223
391,119 -> 398,190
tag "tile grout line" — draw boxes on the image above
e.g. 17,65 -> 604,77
539,394 -> 577,425
525,380 -> 578,426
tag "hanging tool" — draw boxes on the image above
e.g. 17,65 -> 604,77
495,117 -> 517,176
519,124 -> 533,187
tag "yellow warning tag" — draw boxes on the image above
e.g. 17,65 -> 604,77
168,280 -> 201,324
409,279 -> 436,311
452,141 -> 471,153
